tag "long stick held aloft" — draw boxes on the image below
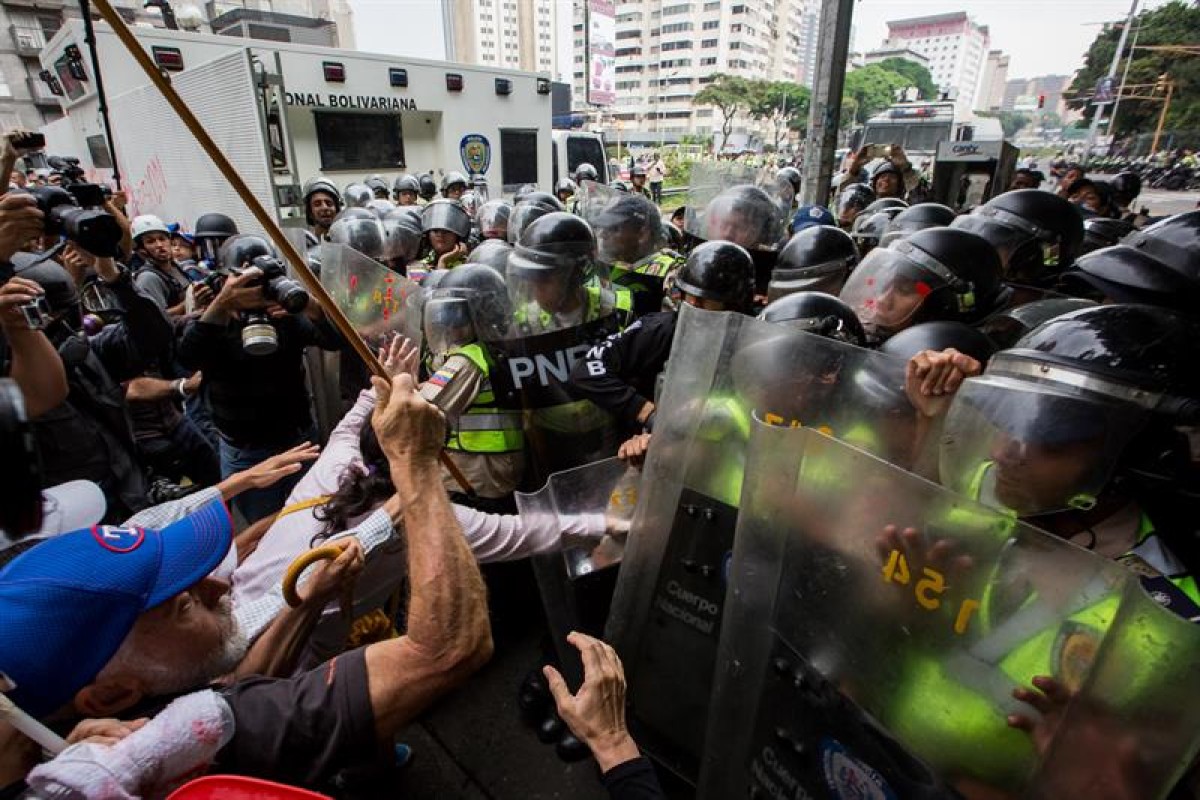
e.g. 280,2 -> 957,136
89,0 -> 383,377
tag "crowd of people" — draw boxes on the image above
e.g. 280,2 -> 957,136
1,122 -> 1199,798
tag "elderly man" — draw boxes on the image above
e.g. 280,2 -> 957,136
0,373 -> 492,787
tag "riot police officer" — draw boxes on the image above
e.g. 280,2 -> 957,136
392,174 -> 421,206
567,240 -> 755,439
302,177 -> 342,240
343,183 -> 373,209
442,171 -> 469,201
555,178 -> 577,207
476,199 -> 511,242
469,238 -> 514,276
416,199 -> 472,280
850,203 -> 906,260
507,191 -> 565,245
758,291 -> 867,346
380,207 -> 424,275
327,210 -> 387,264
1080,216 -> 1134,255
574,162 -> 600,185
629,164 -> 651,198
418,264 -> 524,508
364,175 -> 390,200
839,227 -> 1007,343
767,224 -> 858,301
879,203 -> 956,248
836,183 -> 876,229
418,173 -> 438,203
950,189 -> 1084,286
590,192 -> 682,317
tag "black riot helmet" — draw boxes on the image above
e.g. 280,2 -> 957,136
592,193 -> 663,264
302,177 -> 342,226
218,233 -> 275,271
507,191 -> 565,244
574,163 -> 599,183
381,207 -> 425,265
1110,171 -> 1142,208
193,213 -> 238,266
697,185 -> 786,251
1081,216 -> 1135,255
776,166 -> 802,196
1061,245 -> 1200,312
836,183 -> 876,227
768,225 -> 858,300
1120,210 -> 1200,284
880,203 -> 956,248
862,197 -> 908,215
442,171 -> 469,195
425,263 -> 511,349
328,213 -> 387,261
364,175 -> 390,199
393,174 -> 421,199
418,173 -> 437,201
421,199 -> 472,239
14,255 -> 79,317
469,238 -> 514,276
662,220 -> 685,251
977,297 -> 1096,350
941,304 -> 1200,518
758,291 -> 866,346
507,212 -> 596,280
674,240 -> 755,313
839,227 -> 1006,340
879,320 -> 996,366
850,207 -> 904,259
950,189 -> 1084,284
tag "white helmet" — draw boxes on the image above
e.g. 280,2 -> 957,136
131,214 -> 170,243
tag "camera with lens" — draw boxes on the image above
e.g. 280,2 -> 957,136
28,183 -> 123,258
47,155 -> 86,184
210,235 -> 311,356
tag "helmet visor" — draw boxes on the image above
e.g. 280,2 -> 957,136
838,246 -> 946,337
423,294 -> 475,355
951,214 -> 1035,270
381,213 -> 422,264
477,201 -> 511,240
508,203 -> 554,244
328,217 -> 386,261
940,375 -> 1145,516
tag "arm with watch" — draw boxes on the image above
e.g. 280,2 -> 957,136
123,372 -> 201,404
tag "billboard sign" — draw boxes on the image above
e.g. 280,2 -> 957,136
587,0 -> 615,107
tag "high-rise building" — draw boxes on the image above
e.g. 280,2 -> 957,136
977,50 -> 1009,112
442,0 -> 558,75
209,1 -> 355,48
879,12 -> 989,115
571,0 -> 816,148
794,2 -> 819,88
1003,74 -> 1071,117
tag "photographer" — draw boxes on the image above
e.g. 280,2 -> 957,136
130,214 -> 211,320
178,235 -> 343,522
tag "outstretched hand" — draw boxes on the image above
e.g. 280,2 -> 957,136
380,334 -> 419,381
905,348 -> 981,419
371,373 -> 446,464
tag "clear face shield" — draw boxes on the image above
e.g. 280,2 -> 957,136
423,292 -> 476,360
952,211 -> 1058,281
838,245 -> 948,338
685,191 -> 785,251
593,198 -> 664,265
940,374 -> 1145,517
476,201 -> 511,240
344,184 -> 372,208
507,203 -> 553,244
381,213 -> 422,265
327,216 -> 386,261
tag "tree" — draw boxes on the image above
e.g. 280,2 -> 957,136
694,74 -> 751,153
977,110 -> 1032,138
842,65 -> 911,125
876,57 -> 939,100
1068,1 -> 1200,137
747,80 -> 811,152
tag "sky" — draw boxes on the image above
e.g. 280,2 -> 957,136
346,0 -> 1174,84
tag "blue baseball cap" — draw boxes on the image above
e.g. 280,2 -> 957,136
0,498 -> 233,717
792,205 -> 835,233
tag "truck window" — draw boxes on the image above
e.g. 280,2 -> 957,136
313,111 -> 405,171
500,128 -> 538,190
552,140 -> 559,186
566,136 -> 605,181
905,124 -> 952,153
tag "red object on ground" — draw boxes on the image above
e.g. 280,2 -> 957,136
168,775 -> 332,799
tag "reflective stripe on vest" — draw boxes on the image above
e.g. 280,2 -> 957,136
445,342 -> 525,454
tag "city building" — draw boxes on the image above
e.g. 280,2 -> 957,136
571,0 -> 817,149
976,49 -> 1009,112
441,0 -> 558,75
862,46 -> 930,70
1003,73 -> 1071,118
878,12 -> 989,115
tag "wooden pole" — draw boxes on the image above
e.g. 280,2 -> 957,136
90,0 -> 476,495
1151,79 -> 1173,155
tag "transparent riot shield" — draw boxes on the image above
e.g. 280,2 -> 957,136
682,162 -> 789,252
606,303 -> 917,782
317,243 -> 424,349
283,228 -> 343,440
700,423 -> 1200,799
516,457 -> 641,687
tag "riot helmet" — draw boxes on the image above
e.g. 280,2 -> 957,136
776,166 -> 802,196
420,199 -> 472,240
662,220 -> 685,251
514,183 -> 540,204
836,183 -> 876,228
868,160 -> 904,199
768,225 -> 857,300
555,178 -> 578,203
302,177 -> 342,228
507,192 -> 565,244
674,240 -> 755,313
381,208 -> 423,265
977,297 -> 1096,351
950,189 -> 1084,284
442,171 -> 469,199
364,175 -> 390,199
1110,170 -> 1142,209
850,208 -> 903,259
459,191 -> 482,220
790,204 -> 836,234
418,174 -> 438,201
470,238 -> 514,275
862,197 -> 908,215
690,185 -> 785,252
393,174 -> 421,204
878,320 -> 996,366
366,198 -> 396,220
879,203 -> 956,248
343,183 -> 373,208
424,263 -> 510,355
218,233 -> 275,271
941,304 -> 1200,518
758,291 -> 867,346
839,227 -> 1005,340
574,163 -> 599,183
477,200 -> 512,241
507,212 -> 599,317
1081,216 -> 1135,255
328,213 -> 387,261
1061,245 -> 1200,312
1120,210 -> 1200,284
193,213 -> 238,266
591,193 -> 663,265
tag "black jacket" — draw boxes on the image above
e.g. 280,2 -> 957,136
566,310 -> 676,433
177,313 -> 343,448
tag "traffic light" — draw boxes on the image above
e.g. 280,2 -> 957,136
1037,94 -> 1045,109
1156,73 -> 1169,93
